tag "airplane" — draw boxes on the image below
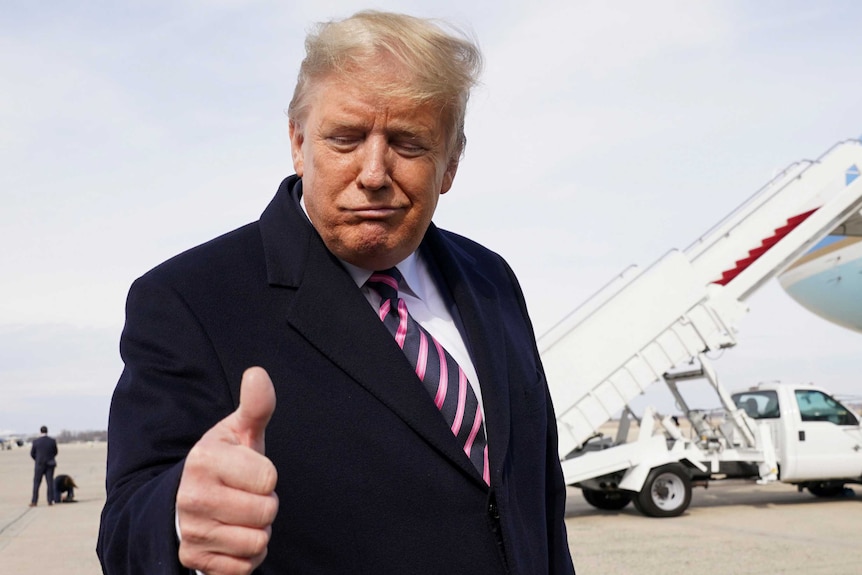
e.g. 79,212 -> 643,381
0,431 -> 25,450
778,210 -> 862,333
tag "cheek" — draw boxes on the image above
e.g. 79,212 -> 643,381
312,153 -> 358,188
410,180 -> 443,215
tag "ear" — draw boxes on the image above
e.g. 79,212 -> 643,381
289,120 -> 305,177
440,156 -> 459,195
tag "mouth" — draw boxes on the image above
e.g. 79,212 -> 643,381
349,206 -> 403,219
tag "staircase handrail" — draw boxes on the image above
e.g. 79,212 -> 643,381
537,264 -> 639,352
685,138 -> 861,260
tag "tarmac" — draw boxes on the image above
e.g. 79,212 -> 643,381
1,441 -> 861,574
1,442 -> 105,574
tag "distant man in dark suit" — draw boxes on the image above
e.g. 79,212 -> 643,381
98,10 -> 575,575
30,425 -> 58,506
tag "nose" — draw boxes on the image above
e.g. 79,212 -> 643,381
357,136 -> 390,191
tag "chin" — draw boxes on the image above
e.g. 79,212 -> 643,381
343,242 -> 411,270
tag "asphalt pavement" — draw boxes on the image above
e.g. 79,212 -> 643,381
2,442 -> 860,574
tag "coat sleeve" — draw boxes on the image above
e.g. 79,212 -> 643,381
544,384 -> 575,574
501,259 -> 575,574
97,273 -> 236,574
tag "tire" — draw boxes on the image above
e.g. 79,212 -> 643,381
582,488 -> 633,511
635,463 -> 692,518
807,482 -> 846,498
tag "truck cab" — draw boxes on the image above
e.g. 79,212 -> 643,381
731,383 -> 862,487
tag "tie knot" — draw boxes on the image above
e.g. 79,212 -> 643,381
366,267 -> 403,301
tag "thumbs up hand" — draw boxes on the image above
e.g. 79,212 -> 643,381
176,367 -> 279,575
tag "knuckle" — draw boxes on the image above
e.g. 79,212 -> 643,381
254,460 -> 278,493
175,486 -> 196,509
179,520 -> 210,545
259,494 -> 279,525
251,547 -> 269,570
184,441 -> 209,467
176,486 -> 209,516
198,555 -> 221,574
249,528 -> 271,556
178,545 -> 204,570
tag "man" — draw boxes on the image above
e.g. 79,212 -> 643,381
98,10 -> 574,575
30,425 -> 58,507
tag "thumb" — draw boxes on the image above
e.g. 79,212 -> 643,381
232,366 -> 276,454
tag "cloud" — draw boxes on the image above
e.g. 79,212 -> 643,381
0,323 -> 121,396
3,1 -> 862,432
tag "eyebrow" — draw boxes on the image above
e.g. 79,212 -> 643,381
322,120 -> 435,143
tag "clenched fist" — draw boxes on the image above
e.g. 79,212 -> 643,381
177,367 -> 279,575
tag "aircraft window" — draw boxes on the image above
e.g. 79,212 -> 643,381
732,391 -> 780,419
795,390 -> 859,426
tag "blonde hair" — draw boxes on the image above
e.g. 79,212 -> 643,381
288,10 -> 483,157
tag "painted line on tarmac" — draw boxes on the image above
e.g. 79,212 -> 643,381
0,508 -> 34,552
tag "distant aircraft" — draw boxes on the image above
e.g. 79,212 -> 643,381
778,210 -> 862,333
0,430 -> 24,450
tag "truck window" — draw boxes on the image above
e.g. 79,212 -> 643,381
794,389 -> 860,426
731,390 -> 780,419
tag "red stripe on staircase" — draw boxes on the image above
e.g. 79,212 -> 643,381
714,208 -> 818,285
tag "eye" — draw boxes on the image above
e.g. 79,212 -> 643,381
326,134 -> 362,151
392,139 -> 427,157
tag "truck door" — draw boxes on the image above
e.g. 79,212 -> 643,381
731,390 -> 783,453
784,388 -> 862,481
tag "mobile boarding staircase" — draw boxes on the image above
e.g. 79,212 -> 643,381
539,138 -> 862,485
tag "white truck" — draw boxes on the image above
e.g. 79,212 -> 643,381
565,372 -> 862,517
542,138 -> 862,517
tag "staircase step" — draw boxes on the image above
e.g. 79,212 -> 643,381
714,208 -> 819,285
760,235 -> 781,249
734,256 -> 757,269
748,245 -> 770,259
786,209 -> 817,226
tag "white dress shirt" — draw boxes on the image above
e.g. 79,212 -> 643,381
340,252 -> 486,418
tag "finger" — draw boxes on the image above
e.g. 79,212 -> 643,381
233,366 -> 276,454
180,486 -> 278,529
184,437 -> 278,495
218,459 -> 279,504
180,521 -> 271,560
179,529 -> 269,575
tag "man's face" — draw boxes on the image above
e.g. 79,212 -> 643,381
289,68 -> 458,271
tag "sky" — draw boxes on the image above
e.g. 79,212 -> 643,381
2,0 -> 862,434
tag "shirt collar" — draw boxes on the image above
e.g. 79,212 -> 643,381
341,251 -> 423,299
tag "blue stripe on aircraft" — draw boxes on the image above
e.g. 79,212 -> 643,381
809,234 -> 845,253
847,164 -> 860,186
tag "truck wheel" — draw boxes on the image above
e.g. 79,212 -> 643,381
581,488 -> 632,510
636,463 -> 692,518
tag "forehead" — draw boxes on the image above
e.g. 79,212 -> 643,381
301,71 -> 448,133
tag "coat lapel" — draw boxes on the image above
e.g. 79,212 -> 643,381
422,226 -> 512,485
260,178 -> 491,484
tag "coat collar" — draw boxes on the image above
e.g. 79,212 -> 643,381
259,176 -> 511,486
259,175 -> 311,288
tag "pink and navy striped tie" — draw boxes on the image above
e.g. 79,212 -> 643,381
367,268 -> 489,484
